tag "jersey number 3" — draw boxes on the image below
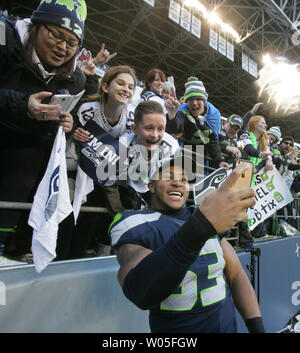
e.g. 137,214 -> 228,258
160,238 -> 226,311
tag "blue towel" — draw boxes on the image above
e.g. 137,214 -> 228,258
178,101 -> 221,139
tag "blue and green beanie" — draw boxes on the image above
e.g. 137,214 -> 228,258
184,76 -> 208,103
31,0 -> 87,43
267,126 -> 281,143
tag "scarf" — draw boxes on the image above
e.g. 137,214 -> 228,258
249,132 -> 263,167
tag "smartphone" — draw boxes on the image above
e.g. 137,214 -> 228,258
50,94 -> 72,112
232,159 -> 253,190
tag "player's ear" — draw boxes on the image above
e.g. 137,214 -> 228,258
148,180 -> 155,194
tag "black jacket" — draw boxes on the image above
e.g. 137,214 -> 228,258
167,110 -> 223,168
0,20 -> 87,147
0,19 -> 85,226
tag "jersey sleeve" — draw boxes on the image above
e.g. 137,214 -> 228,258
109,210 -> 161,249
77,101 -> 98,126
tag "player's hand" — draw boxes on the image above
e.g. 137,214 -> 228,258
199,164 -> 256,233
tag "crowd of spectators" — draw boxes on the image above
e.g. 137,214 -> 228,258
0,0 -> 300,265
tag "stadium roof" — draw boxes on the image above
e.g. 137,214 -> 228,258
4,0 -> 300,141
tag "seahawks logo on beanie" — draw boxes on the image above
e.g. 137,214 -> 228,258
31,0 -> 87,43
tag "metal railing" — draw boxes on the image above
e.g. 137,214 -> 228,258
271,196 -> 300,235
0,201 -> 108,213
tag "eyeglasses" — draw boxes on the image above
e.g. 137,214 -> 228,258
43,24 -> 79,51
283,141 -> 293,147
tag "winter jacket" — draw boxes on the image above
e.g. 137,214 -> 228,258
0,19 -> 87,147
166,102 -> 223,168
0,19 -> 86,226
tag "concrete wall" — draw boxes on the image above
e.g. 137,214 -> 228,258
0,235 -> 299,333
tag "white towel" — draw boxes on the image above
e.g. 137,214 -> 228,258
72,165 -> 94,223
28,127 -> 73,273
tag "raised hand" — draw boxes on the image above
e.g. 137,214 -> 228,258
93,43 -> 117,66
199,164 -> 256,233
165,87 -> 180,120
80,50 -> 96,76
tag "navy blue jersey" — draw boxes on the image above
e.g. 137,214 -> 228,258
110,207 -> 237,333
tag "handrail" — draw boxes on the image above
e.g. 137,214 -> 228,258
0,201 -> 108,213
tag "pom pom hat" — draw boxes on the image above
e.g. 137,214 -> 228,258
31,0 -> 87,43
267,126 -> 281,143
184,76 -> 208,103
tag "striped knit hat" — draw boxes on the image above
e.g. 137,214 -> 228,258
267,126 -> 281,143
184,77 -> 208,103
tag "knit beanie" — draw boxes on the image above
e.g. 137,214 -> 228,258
184,77 -> 208,103
31,0 -> 87,43
267,126 -> 281,143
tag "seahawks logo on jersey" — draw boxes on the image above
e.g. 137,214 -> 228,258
193,167 -> 228,205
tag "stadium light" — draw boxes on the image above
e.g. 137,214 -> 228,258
184,0 -> 240,42
257,54 -> 300,113
207,12 -> 223,26
184,0 -> 208,17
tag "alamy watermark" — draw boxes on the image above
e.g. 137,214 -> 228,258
0,281 -> 6,305
81,141 -> 205,191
